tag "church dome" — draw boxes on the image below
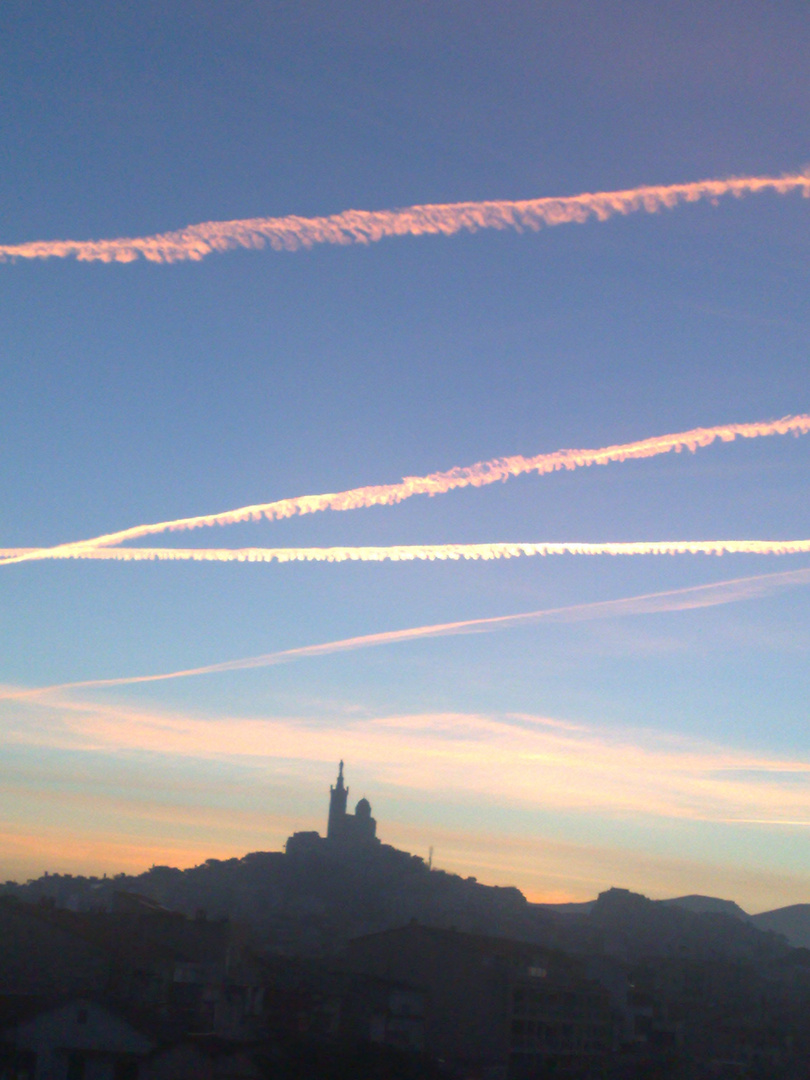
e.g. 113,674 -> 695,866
355,797 -> 372,819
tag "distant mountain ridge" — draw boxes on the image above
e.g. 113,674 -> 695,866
661,894 -> 750,920
537,892 -> 810,950
656,894 -> 810,949
750,904 -> 810,949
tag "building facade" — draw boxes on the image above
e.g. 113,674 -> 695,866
345,923 -> 617,1077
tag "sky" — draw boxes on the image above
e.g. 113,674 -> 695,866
1,0 -> 809,912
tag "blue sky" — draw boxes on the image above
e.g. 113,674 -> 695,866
1,1 -> 809,909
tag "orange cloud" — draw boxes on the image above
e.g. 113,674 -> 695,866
1,172 -> 808,265
4,693 -> 810,827
4,697 -> 810,908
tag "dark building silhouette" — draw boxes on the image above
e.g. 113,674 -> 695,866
285,761 -> 380,861
327,761 -> 378,846
345,923 -> 617,1076
0,898 -> 110,998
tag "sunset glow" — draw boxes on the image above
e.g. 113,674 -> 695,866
3,5 -> 809,920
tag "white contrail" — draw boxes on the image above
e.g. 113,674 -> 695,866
1,413 -> 808,568
3,538 -> 810,565
1,172 -> 809,265
5,566 -> 808,701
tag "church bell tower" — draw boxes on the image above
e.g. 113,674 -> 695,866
327,760 -> 349,839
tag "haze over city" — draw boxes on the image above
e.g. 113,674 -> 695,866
2,1 -> 809,916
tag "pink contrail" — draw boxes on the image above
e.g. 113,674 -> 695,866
1,413 -> 808,568
3,538 -> 810,565
5,566 -> 809,700
1,172 -> 809,265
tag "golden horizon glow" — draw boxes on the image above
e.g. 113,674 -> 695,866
4,693 -> 810,908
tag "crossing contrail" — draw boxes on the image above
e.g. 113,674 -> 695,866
1,172 -> 809,265
5,566 -> 809,700
1,413 -> 808,567
3,538 -> 810,565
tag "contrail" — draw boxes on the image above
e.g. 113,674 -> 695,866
6,566 -> 809,700
1,413 -> 808,567
3,538 -> 810,565
1,172 -> 808,265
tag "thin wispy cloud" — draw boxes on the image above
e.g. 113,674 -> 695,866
4,566 -> 809,701
4,693 -> 810,827
3,537 -> 809,568
1,173 -> 808,265
3,696 -> 809,903
1,414 -> 807,568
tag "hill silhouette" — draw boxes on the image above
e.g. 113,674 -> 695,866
660,894 -> 750,920
2,840 -> 803,964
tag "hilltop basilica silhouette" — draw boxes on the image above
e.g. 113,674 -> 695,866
327,760 -> 378,844
285,761 -> 379,855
